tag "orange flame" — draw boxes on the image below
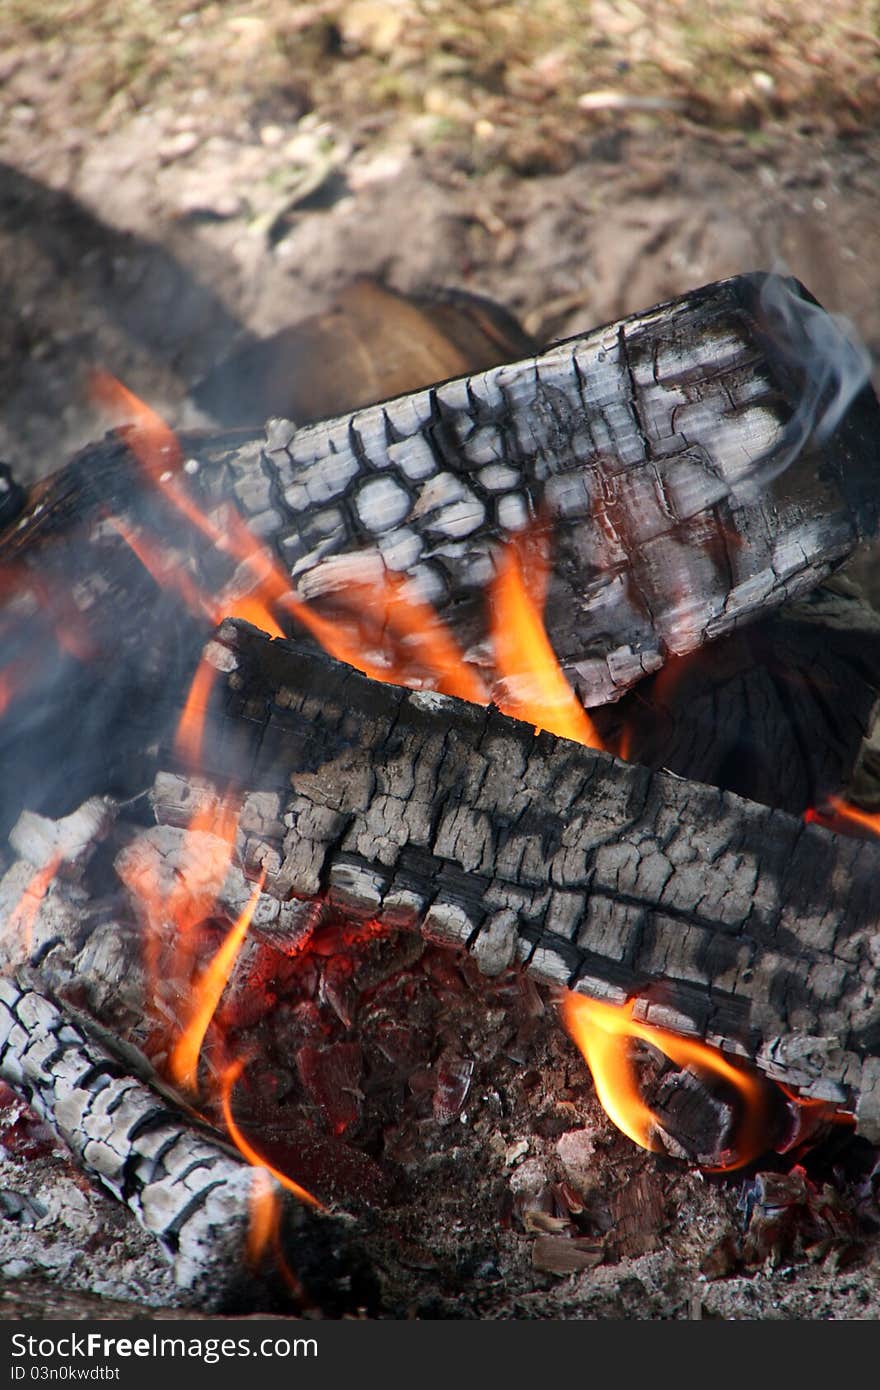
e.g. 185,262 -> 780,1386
169,873 -> 265,1093
92,373 -> 604,743
561,992 -> 770,1170
104,516 -> 218,625
91,370 -> 180,459
805,794 -> 880,838
220,1057 -> 325,1212
175,657 -> 219,767
116,790 -> 240,993
93,375 -> 789,1175
312,568 -> 490,702
490,531 -> 603,747
247,1167 -> 281,1267
7,854 -> 62,954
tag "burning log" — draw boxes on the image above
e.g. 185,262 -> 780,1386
150,617 -> 880,1139
598,580 -> 880,816
1,271 -> 879,1303
0,974 -> 372,1313
1,272 -> 878,834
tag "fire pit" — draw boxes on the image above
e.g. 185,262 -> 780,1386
1,271 -> 880,1318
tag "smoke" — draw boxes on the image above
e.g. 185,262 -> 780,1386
734,271 -> 873,502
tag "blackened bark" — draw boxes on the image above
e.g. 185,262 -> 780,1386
595,580 -> 880,816
0,976 -> 372,1313
148,619 -> 880,1139
1,273 -> 878,836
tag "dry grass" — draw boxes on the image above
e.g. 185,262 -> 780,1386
3,1 -> 879,160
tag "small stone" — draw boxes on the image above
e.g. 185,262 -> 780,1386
505,1139 -> 529,1167
158,130 -> 201,163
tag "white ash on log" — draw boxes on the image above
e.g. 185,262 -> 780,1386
1,273 -> 878,835
0,976 -> 372,1313
248,272 -> 879,708
151,618 -> 880,1136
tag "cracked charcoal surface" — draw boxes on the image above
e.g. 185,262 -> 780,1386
2,275 -> 879,843
247,274 -> 880,710
0,977 -> 354,1310
178,618 -> 880,1139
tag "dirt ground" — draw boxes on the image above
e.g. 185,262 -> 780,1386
2,2 -> 880,1320
2,3 -> 880,481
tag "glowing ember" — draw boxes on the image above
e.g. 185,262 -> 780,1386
7,854 -> 62,953
561,992 -> 771,1170
169,873 -> 265,1094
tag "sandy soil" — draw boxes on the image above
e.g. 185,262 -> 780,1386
2,5 -> 879,481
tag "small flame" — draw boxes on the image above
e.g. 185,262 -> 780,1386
175,657 -> 218,767
169,873 -> 264,1094
104,516 -> 218,624
90,370 -> 186,485
490,530 -> 603,748
116,790 -> 239,993
317,568 -> 490,702
247,1167 -> 280,1266
561,992 -> 770,1170
805,794 -> 880,837
220,1057 -> 325,1211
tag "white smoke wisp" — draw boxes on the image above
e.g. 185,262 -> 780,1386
733,272 -> 873,503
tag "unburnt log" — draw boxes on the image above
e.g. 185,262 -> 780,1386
1,273 -> 878,836
0,976 -> 372,1313
156,619 -> 880,1138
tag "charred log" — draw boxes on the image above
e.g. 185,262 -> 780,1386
0,976 -> 372,1314
595,580 -> 880,816
1,272 -> 878,836
154,618 -> 880,1137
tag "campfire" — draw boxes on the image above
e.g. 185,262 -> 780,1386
1,271 -> 880,1315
